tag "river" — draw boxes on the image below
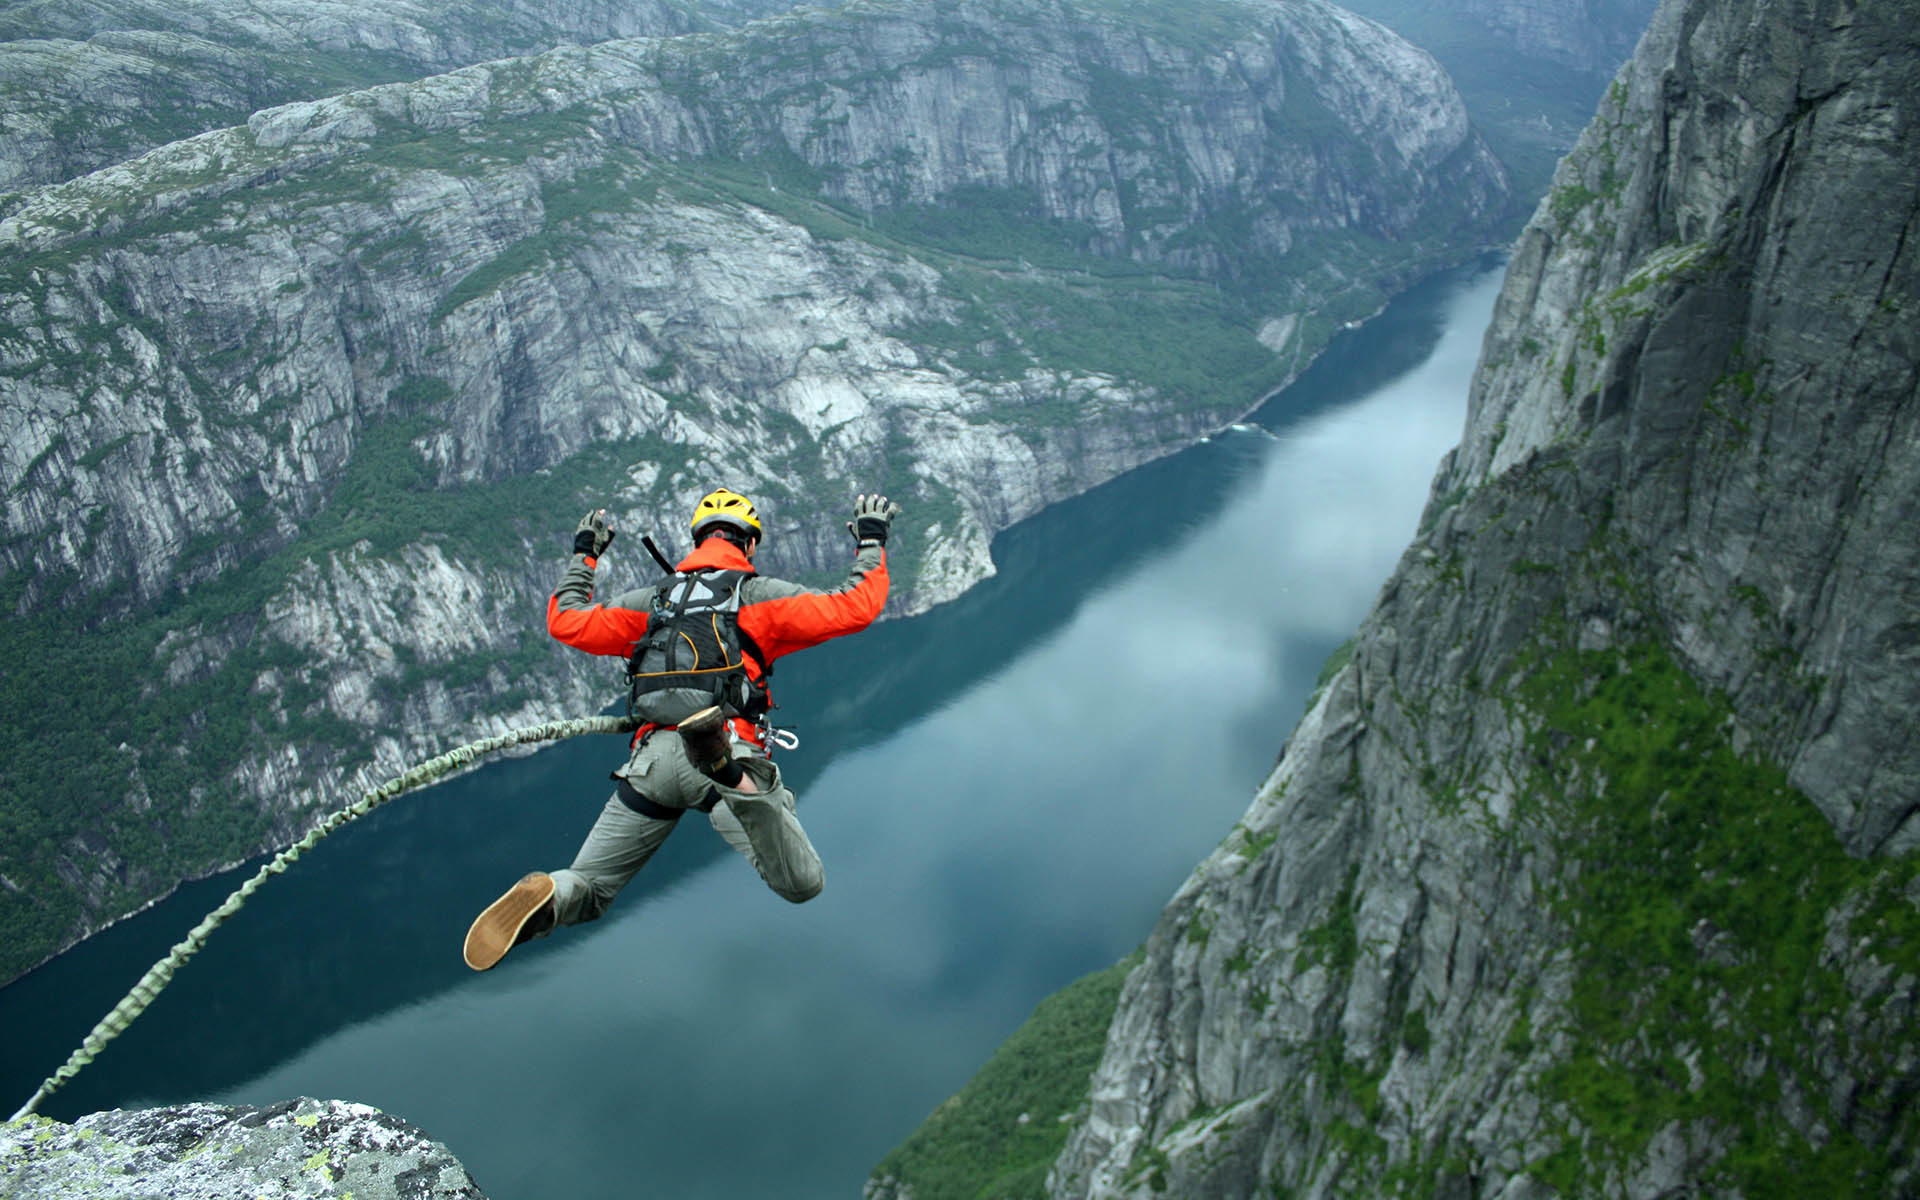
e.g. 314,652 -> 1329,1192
0,258 -> 1503,1198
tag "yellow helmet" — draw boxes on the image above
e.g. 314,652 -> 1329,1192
689,488 -> 762,541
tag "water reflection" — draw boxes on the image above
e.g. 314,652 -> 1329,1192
0,259 -> 1503,1200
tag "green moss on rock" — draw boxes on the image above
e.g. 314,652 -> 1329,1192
868,953 -> 1141,1200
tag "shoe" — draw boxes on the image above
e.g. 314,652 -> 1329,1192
678,705 -> 734,779
463,872 -> 556,971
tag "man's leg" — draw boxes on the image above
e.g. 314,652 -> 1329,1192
549,793 -> 681,924
703,756 -> 824,903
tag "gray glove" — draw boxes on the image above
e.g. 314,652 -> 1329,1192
848,493 -> 902,547
573,508 -> 616,557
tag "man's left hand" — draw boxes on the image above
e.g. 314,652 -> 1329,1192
574,508 -> 616,557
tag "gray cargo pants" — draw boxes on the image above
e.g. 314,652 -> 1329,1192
548,726 -> 823,924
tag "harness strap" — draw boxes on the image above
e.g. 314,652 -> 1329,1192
615,775 -> 720,818
737,624 -> 771,682
617,776 -> 683,820
662,574 -> 699,673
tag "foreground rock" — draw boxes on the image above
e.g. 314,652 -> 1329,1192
1,1098 -> 484,1198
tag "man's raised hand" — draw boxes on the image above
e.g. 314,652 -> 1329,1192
848,493 -> 902,547
574,508 -> 616,557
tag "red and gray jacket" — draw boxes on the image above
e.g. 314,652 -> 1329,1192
547,536 -> 889,747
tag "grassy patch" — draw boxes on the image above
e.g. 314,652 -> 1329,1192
1510,633 -> 1919,1193
1293,867 -> 1359,975
1307,636 -> 1356,708
869,953 -> 1140,1200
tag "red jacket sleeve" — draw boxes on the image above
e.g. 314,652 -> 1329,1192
547,554 -> 652,657
738,547 -> 889,663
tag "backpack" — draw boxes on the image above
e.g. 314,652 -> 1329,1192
625,568 -> 771,726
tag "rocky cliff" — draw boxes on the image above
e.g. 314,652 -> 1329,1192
1430,0 -> 1656,75
0,0 -> 803,191
875,0 -> 1918,1194
0,1097 -> 483,1198
1335,0 -> 1660,201
0,0 -> 1507,982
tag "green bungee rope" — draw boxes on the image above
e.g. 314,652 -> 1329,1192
8,712 -> 638,1123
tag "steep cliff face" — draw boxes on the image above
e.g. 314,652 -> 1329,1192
1032,0 -> 1918,1194
1336,0 -> 1660,202
0,0 -> 802,191
1337,0 -> 1656,77
1435,0 -> 1656,73
0,0 -> 1507,981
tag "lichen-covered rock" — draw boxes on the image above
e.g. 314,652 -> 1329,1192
0,1098 -> 484,1199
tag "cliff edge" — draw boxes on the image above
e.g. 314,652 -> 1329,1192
1,1098 -> 482,1198
1035,0 -> 1917,1193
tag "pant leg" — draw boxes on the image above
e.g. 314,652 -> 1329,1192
549,794 -> 680,925
704,755 -> 824,904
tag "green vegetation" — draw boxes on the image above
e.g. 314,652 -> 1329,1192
1398,1007 -> 1430,1056
869,953 -> 1141,1200
1506,631 -> 1919,1194
1292,867 -> 1359,975
863,185 -> 1106,268
1308,636 -> 1357,707
1235,822 -> 1280,862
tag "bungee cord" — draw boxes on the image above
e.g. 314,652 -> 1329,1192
9,713 -> 639,1123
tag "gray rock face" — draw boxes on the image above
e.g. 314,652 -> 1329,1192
0,1098 -> 484,1198
0,0 -> 802,191
1338,0 -> 1657,77
1045,0 -> 1919,1194
1446,0 -> 1655,73
0,0 -> 1506,982
1451,0 -> 1920,857
1334,0 -> 1660,196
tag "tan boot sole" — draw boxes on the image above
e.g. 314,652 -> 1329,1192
463,872 -> 556,971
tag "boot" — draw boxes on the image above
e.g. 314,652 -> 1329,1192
463,872 -> 556,971
678,705 -> 736,779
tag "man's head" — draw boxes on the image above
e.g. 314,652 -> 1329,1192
690,488 -> 762,555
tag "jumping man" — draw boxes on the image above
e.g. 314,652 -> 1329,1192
463,487 -> 900,970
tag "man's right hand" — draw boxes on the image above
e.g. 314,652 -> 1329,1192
574,508 -> 616,557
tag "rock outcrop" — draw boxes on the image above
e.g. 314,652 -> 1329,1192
1435,0 -> 1656,74
1007,0 -> 1918,1194
1336,0 -> 1661,203
0,0 -> 1507,983
0,1098 -> 483,1199
0,0 -> 802,191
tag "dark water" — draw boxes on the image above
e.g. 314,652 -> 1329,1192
1,259 -> 1503,1197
